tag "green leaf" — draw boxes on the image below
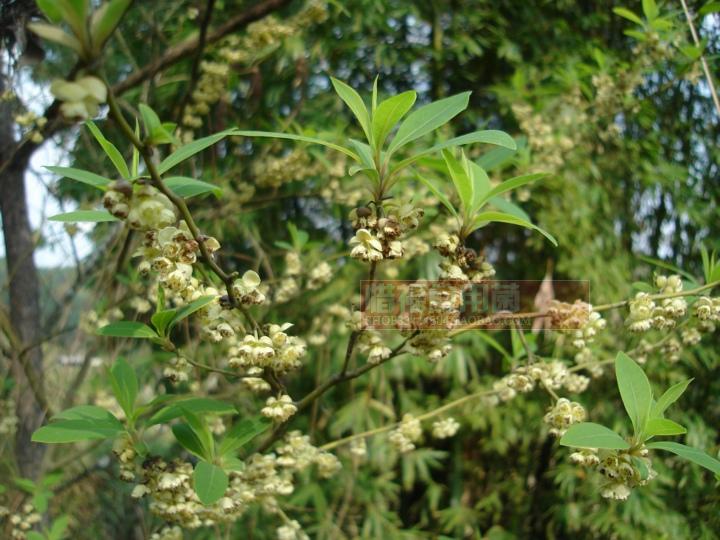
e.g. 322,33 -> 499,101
613,7 -> 643,25
181,408 -> 214,459
45,165 -> 111,190
645,418 -> 687,437
25,532 -> 45,540
27,22 -> 83,55
417,175 -> 458,218
138,103 -> 162,139
476,144 -> 518,171
193,461 -> 228,505
642,0 -> 659,20
615,352 -> 653,436
151,309 -> 176,336
330,77 -> 372,143
442,149 -> 473,214
158,129 -> 234,174
392,130 -> 516,174
164,176 -> 222,198
219,417 -> 272,456
169,295 -> 216,330
97,321 -> 158,339
470,211 -> 557,246
469,162 -> 491,212
48,514 -> 70,540
631,456 -> 650,481
652,379 -> 693,418
372,91 -> 417,151
171,422 -> 207,458
110,358 -> 138,418
231,130 -> 360,162
388,92 -> 471,155
488,196 -> 530,221
475,172 -> 548,210
37,0 -> 64,22
86,121 -> 130,179
90,0 -> 131,48
559,422 -> 630,450
53,405 -> 120,422
700,1 -> 720,16
32,415 -> 123,443
49,210 -> 118,222
148,398 -> 236,426
647,441 -> 720,475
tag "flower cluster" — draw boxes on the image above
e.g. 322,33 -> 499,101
3,503 -> 42,539
626,275 -> 687,332
275,251 -> 333,303
277,520 -> 310,540
0,398 -> 18,436
389,414 -> 422,453
103,182 -> 176,229
543,398 -> 586,436
252,149 -> 319,189
348,203 -> 424,262
434,232 -> 495,282
490,360 -> 590,405
432,417 -> 460,439
14,110 -> 47,143
228,323 -> 306,375
357,330 -> 392,364
261,394 -> 298,422
50,75 -> 106,120
179,1 -> 328,139
572,446 -> 656,501
275,431 -> 341,478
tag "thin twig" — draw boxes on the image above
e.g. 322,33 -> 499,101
679,0 -> 720,117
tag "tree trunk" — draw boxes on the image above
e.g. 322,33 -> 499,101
0,69 -> 47,480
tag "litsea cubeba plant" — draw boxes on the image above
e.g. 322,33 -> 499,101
6,0 -> 718,537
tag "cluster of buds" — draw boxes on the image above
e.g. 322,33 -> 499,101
228,323 -> 306,374
252,149 -> 319,188
114,435 -> 138,482
570,446 -> 656,500
261,394 -> 297,422
348,203 -> 424,262
574,347 -> 604,377
275,252 -> 333,303
231,270 -> 266,306
598,448 -> 655,500
14,110 -> 47,143
132,453 -> 294,529
626,275 -> 688,332
5,503 -> 42,539
694,296 -> 720,324
137,223 -> 222,301
432,417 -> 460,439
434,232 -> 495,282
104,182 -> 177,230
661,338 -> 681,364
0,398 -> 18,435
389,414 -> 422,453
150,526 -> 183,540
357,330 -> 392,364
163,356 -> 191,383
489,361 -> 590,406
277,520 -> 310,540
543,398 -> 586,436
179,2 -> 328,140
50,75 -> 106,120
275,431 -> 341,478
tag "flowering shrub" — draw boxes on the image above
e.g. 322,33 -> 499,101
1,0 -> 719,538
